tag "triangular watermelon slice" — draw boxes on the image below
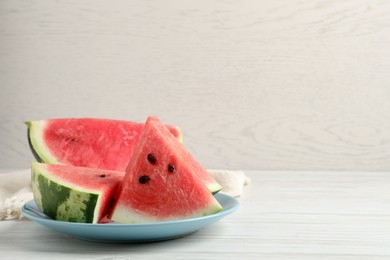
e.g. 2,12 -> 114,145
109,116 -> 223,224
26,118 -> 182,171
31,162 -> 124,223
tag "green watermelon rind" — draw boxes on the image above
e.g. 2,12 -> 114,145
31,162 -> 104,223
26,121 -> 61,165
208,182 -> 222,194
111,200 -> 223,224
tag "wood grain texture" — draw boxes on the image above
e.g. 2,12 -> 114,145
1,171 -> 389,259
1,0 -> 390,170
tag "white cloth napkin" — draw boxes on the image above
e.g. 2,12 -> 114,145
207,169 -> 251,197
0,169 -> 33,220
0,169 -> 250,221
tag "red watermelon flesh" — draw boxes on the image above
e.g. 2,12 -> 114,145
109,116 -> 223,224
26,118 -> 182,171
31,162 -> 124,223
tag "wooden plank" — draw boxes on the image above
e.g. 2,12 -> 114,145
0,171 -> 389,259
0,0 -> 390,170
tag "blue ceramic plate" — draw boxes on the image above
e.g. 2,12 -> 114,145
22,193 -> 239,243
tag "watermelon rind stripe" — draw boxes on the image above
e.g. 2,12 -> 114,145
31,163 -> 103,223
26,121 -> 61,165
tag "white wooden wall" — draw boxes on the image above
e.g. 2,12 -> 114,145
1,0 -> 390,171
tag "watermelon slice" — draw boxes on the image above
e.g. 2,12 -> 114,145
109,116 -> 223,224
26,118 -> 182,171
31,162 -> 124,223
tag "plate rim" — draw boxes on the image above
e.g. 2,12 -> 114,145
22,193 -> 239,227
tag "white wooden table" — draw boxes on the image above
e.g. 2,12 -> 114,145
1,171 -> 389,259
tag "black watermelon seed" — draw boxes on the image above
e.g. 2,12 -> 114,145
139,175 -> 151,184
168,164 -> 175,173
100,173 -> 106,178
147,153 -> 157,164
